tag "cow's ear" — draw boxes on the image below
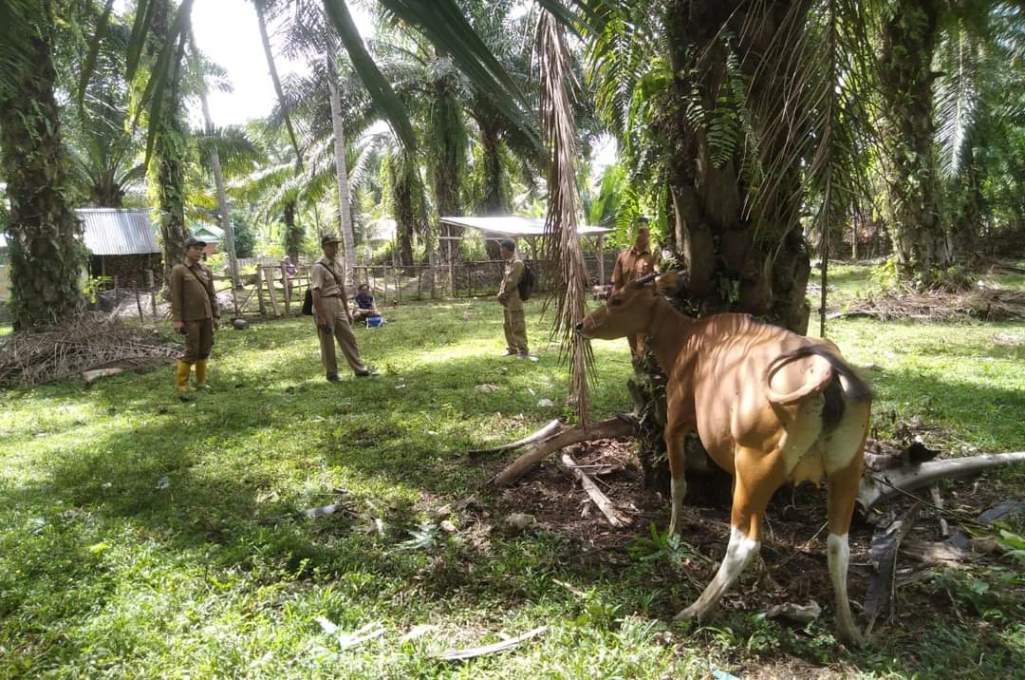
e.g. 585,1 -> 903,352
655,271 -> 682,295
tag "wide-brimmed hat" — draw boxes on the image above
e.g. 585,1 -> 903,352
321,234 -> 342,246
184,236 -> 207,248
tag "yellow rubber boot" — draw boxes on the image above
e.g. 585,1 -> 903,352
194,360 -> 209,390
175,360 -> 192,399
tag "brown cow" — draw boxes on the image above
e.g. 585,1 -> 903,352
576,272 -> 871,644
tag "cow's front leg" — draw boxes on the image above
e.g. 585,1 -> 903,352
664,416 -> 690,536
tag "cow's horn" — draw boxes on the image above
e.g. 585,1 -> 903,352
635,273 -> 656,286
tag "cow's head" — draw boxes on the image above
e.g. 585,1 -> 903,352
576,271 -> 681,339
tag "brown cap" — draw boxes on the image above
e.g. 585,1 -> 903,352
321,234 -> 342,246
184,236 -> 207,248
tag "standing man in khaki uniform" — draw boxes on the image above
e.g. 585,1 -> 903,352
171,236 -> 220,398
497,239 -> 529,358
611,216 -> 659,358
311,234 -> 376,381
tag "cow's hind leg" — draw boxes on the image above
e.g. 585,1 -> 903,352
676,446 -> 785,621
826,445 -> 865,646
664,410 -> 691,536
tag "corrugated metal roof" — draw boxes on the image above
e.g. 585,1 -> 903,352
76,209 -> 160,255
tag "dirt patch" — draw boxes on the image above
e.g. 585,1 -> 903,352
833,286 -> 1025,322
475,436 -> 1019,645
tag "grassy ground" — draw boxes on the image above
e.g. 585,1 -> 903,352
2,276 -> 1025,678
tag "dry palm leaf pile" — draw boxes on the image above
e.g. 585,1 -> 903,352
835,285 -> 1025,322
0,314 -> 179,387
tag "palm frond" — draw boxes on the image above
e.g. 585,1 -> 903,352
537,8 -> 593,425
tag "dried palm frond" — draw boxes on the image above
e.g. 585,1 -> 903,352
536,9 -> 593,426
0,315 -> 179,387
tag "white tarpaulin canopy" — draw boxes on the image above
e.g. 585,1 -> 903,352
439,215 -> 611,238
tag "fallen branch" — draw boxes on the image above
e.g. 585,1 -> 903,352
435,626 -> 548,662
490,416 -> 636,487
864,503 -> 920,634
858,452 -> 1025,510
468,419 -> 562,456
900,538 -> 970,567
561,453 -> 630,527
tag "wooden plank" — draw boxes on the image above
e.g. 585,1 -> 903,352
255,267 -> 267,317
265,267 -> 280,317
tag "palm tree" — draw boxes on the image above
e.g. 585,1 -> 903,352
0,0 -> 85,329
189,25 -> 243,290
147,0 -> 194,292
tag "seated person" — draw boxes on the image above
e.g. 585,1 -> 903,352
351,283 -> 380,323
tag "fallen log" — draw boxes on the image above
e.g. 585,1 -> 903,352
561,453 -> 630,527
858,452 -> 1025,510
468,419 -> 562,456
490,416 -> 636,487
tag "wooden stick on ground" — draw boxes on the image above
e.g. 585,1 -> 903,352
490,416 -> 636,487
561,452 -> 629,527
435,626 -> 548,662
468,419 -> 562,456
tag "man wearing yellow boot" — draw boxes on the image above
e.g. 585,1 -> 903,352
171,236 -> 220,399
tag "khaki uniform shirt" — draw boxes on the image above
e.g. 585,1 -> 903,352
311,256 -> 346,298
612,247 -> 658,290
498,258 -> 525,312
170,262 -> 218,322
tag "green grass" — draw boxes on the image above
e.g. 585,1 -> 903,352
2,291 -> 1025,678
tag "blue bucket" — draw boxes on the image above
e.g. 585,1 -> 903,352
366,315 -> 384,328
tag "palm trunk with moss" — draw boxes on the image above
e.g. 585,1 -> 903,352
630,0 -> 814,490
0,0 -> 84,329
151,0 -> 190,294
878,0 -> 945,285
429,62 -> 467,263
389,151 -> 427,268
283,200 -> 303,263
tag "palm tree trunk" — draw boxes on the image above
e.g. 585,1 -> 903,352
283,200 -> 302,263
878,0 -> 944,285
191,26 -> 240,290
254,0 -> 303,165
0,0 -> 84,329
152,0 -> 190,295
326,53 -> 356,283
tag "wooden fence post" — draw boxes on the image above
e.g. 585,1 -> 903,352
146,270 -> 157,318
265,266 -> 280,318
134,287 -> 144,321
256,267 -> 267,317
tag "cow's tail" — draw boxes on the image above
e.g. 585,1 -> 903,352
766,346 -> 872,424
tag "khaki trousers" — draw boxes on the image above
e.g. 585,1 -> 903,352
317,296 -> 366,375
503,307 -> 528,354
182,318 -> 214,362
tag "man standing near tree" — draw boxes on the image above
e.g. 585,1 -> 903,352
311,234 -> 376,382
497,238 -> 530,359
611,216 -> 659,358
171,236 -> 220,399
